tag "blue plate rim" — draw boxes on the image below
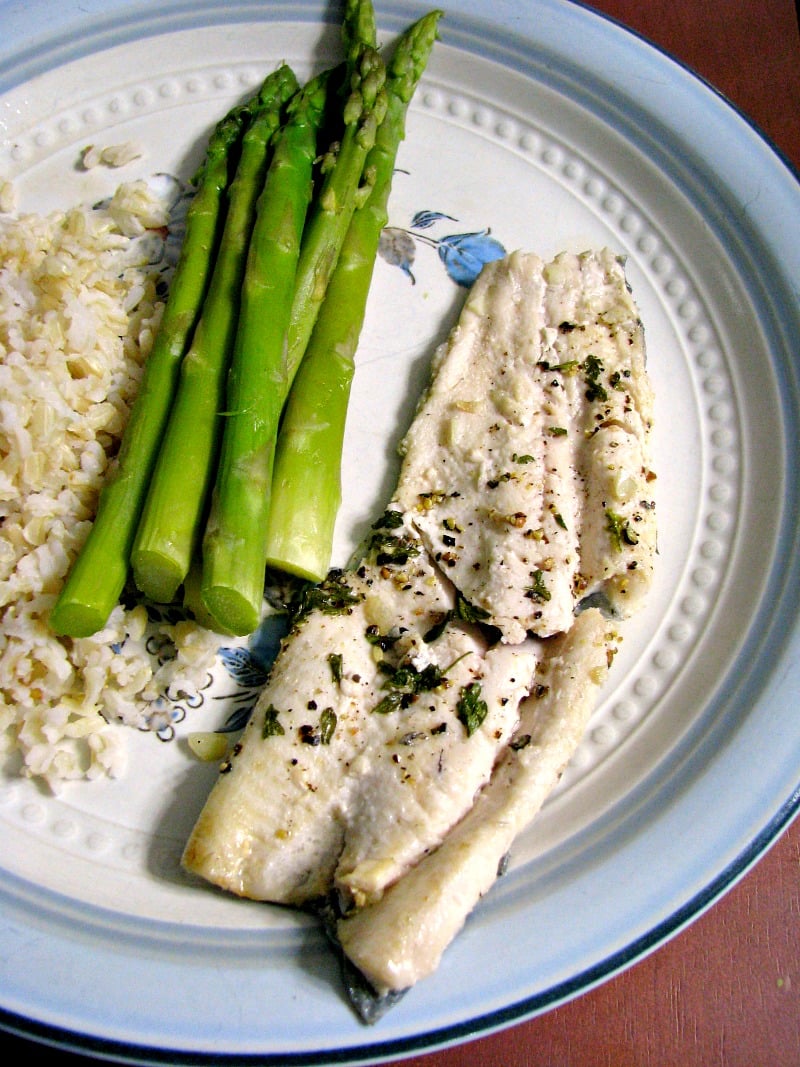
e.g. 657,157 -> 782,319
1,1 -> 799,1062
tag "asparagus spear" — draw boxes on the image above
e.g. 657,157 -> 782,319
199,71 -> 332,636
130,64 -> 299,604
49,91 -> 254,638
200,0 -> 388,636
264,11 -> 442,582
283,0 -> 388,388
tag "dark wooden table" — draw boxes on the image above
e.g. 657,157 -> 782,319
4,1 -> 799,1064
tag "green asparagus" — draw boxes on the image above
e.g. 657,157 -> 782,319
130,64 -> 299,604
264,11 -> 442,582
283,0 -> 388,386
49,91 -> 254,637
200,0 -> 388,635
199,71 -> 332,636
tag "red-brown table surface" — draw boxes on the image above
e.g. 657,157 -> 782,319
4,1 -> 799,1064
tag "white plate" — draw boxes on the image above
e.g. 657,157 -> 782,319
1,0 -> 799,1062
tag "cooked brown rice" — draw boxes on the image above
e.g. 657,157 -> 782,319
0,180 -> 219,791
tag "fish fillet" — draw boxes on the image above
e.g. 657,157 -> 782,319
337,606 -> 615,992
183,517 -> 539,908
182,247 -> 656,1003
396,247 -> 654,641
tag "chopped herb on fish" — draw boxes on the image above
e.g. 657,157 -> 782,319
423,590 -> 492,643
364,625 -> 402,651
367,530 -> 421,566
456,682 -> 488,736
527,570 -> 551,603
290,570 -> 364,624
606,508 -> 639,551
583,353 -> 608,402
300,708 -> 337,745
365,513 -> 421,566
373,659 -> 449,714
328,652 -> 344,683
262,705 -> 285,738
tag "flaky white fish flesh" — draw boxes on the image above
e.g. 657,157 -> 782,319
395,248 -> 655,642
184,518 -> 538,908
182,247 -> 656,1005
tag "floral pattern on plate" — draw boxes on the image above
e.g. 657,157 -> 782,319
379,209 -> 506,285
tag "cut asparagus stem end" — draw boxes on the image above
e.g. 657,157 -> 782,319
264,541 -> 332,584
201,586 -> 261,637
131,550 -> 184,605
49,599 -> 114,640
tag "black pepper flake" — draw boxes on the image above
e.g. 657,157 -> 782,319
299,724 -> 320,745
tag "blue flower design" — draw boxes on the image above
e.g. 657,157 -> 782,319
111,583 -> 291,742
216,613 -> 289,733
409,210 -> 458,231
218,645 -> 269,691
379,209 -> 506,287
437,230 -> 508,287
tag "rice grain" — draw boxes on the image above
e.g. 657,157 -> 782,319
0,180 -> 219,791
